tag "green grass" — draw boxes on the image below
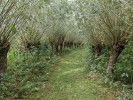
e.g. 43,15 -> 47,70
30,49 -> 117,100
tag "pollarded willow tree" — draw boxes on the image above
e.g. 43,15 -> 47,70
84,21 -> 103,56
64,29 -> 76,48
75,0 -> 104,56
64,21 -> 79,48
75,0 -> 133,74
17,0 -> 46,51
98,0 -> 133,74
46,19 -> 70,55
45,0 -> 75,55
0,0 -> 25,77
73,32 -> 85,47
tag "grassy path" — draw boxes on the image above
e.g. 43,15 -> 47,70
34,49 -> 116,100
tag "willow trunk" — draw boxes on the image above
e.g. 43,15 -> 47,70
96,44 -> 102,56
107,44 -> 124,74
0,45 -> 10,81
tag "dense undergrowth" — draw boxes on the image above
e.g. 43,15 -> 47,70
0,1 -> 132,100
86,43 -> 133,100
0,45 -> 57,99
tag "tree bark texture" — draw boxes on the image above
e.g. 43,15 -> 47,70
0,45 -> 10,81
107,44 -> 124,74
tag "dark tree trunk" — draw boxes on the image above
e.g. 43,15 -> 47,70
60,43 -> 63,53
107,44 -> 124,75
55,44 -> 59,55
70,42 -> 73,47
50,43 -> 54,57
67,42 -> 69,47
91,46 -> 95,54
96,44 -> 102,56
74,43 -> 76,48
0,45 -> 10,81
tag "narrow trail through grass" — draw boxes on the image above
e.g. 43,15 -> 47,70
34,49 -> 116,100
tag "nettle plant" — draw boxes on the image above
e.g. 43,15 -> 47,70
0,0 -> 25,79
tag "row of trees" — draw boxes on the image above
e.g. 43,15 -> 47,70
79,0 -> 133,75
0,0 -> 24,78
0,0 -> 84,80
1,0 -> 132,81
1,0 -> 132,98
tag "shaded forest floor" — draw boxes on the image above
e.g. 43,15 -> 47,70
29,49 -> 117,100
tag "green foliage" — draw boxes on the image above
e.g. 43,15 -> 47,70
1,0 -> 133,99
85,46 -> 109,74
0,46 -> 56,99
62,47 -> 73,54
0,0 -> 26,47
86,44 -> 133,99
114,42 -> 133,84
83,1 -> 133,99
